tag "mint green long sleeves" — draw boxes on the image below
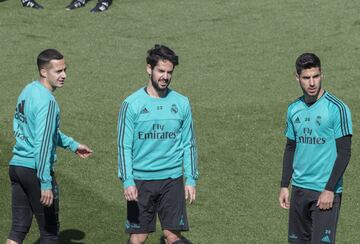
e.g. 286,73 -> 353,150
11,81 -> 79,190
117,88 -> 199,188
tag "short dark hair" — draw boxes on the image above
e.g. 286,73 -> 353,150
146,44 -> 179,69
37,49 -> 64,71
295,53 -> 321,75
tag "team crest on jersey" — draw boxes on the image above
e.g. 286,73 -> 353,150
316,116 -> 321,126
171,104 -> 178,114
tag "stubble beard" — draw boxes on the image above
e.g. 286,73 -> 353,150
151,74 -> 170,93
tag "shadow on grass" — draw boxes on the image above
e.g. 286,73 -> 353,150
34,229 -> 85,244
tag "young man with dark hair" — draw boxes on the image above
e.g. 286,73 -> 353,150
279,53 -> 352,243
117,44 -> 199,244
6,49 -> 93,244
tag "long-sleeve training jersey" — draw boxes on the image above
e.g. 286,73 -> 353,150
10,81 -> 79,190
117,87 -> 199,188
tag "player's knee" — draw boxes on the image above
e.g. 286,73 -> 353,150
8,221 -> 31,244
10,206 -> 32,238
6,239 -> 21,244
36,212 -> 59,244
173,240 -> 192,244
8,229 -> 27,244
163,231 -> 183,244
39,234 -> 59,244
165,238 -> 192,244
129,233 -> 148,244
38,225 -> 59,244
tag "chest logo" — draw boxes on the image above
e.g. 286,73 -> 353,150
15,100 -> 27,124
171,104 -> 178,114
140,107 -> 150,114
316,116 -> 321,126
296,127 -> 326,144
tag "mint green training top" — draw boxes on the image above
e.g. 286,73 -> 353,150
10,81 -> 79,190
117,88 -> 199,188
284,91 -> 352,193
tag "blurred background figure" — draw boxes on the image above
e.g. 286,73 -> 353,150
66,0 -> 112,12
21,0 -> 43,9
20,0 -> 112,12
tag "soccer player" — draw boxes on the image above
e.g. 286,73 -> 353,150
6,49 -> 93,244
278,53 -> 352,244
117,44 -> 199,244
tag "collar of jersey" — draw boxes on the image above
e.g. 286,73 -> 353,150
300,90 -> 327,110
142,87 -> 172,100
34,80 -> 54,96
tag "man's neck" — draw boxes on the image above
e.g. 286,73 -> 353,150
146,84 -> 167,98
39,78 -> 55,92
304,89 -> 324,105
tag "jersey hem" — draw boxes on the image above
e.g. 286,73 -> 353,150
133,172 -> 183,181
10,157 -> 36,169
291,183 -> 343,193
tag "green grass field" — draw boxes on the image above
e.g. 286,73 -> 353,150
1,0 -> 360,243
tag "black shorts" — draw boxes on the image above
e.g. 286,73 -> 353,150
288,186 -> 342,244
125,177 -> 189,234
8,165 -> 59,244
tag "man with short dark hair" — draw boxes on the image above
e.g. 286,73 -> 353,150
6,49 -> 93,244
117,44 -> 199,244
279,53 -> 352,243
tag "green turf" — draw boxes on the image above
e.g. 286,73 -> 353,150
1,0 -> 360,243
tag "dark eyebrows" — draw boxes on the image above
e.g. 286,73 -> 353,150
157,68 -> 173,74
301,73 -> 320,79
55,66 -> 67,73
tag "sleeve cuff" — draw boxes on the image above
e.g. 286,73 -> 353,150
41,181 -> 52,190
70,141 -> 80,152
185,178 -> 196,186
325,184 -> 335,192
280,181 -> 290,188
123,179 -> 136,189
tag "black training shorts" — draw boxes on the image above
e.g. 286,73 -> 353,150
125,177 -> 189,234
288,186 -> 341,244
